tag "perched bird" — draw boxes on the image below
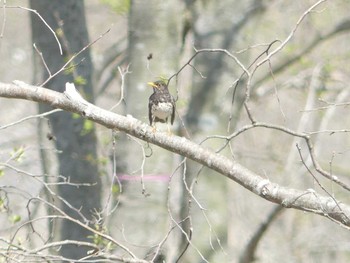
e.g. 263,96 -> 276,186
148,80 -> 175,131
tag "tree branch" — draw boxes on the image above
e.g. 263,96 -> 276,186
239,206 -> 284,263
1,81 -> 350,228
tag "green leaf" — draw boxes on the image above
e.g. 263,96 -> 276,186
72,113 -> 81,119
100,0 -> 130,14
10,146 -> 25,162
81,119 -> 94,135
98,157 -> 108,166
74,75 -> 87,86
10,214 -> 21,224
64,60 -> 75,75
88,224 -> 109,246
0,198 -> 6,211
56,28 -> 63,37
112,184 -> 120,195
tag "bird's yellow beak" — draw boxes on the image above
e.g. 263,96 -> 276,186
147,82 -> 158,88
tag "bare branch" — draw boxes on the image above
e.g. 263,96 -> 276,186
33,43 -> 52,76
39,27 -> 111,86
256,0 -> 328,68
0,109 -> 61,130
110,65 -> 131,111
204,121 -> 350,192
168,48 -> 249,86
1,81 -> 350,228
239,206 -> 284,263
0,0 -> 6,37
7,5 -> 62,55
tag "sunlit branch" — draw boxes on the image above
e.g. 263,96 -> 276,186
1,81 -> 350,228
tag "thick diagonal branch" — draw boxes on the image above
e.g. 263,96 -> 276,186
1,81 -> 350,228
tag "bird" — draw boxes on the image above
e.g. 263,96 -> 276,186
148,80 -> 175,132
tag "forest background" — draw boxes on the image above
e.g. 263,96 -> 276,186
0,0 -> 350,262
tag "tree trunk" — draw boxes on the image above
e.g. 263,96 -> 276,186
30,0 -> 101,260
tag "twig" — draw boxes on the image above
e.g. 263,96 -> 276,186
2,81 -> 350,227
0,109 -> 61,130
256,0 -> 328,67
0,0 -> 6,37
110,65 -> 131,111
102,130 -> 122,219
302,101 -> 350,113
33,43 -> 52,76
40,27 -> 111,86
296,143 -> 349,222
227,40 -> 279,131
127,135 -> 148,196
25,197 -> 139,259
267,49 -> 286,121
7,5 -> 62,55
284,64 -> 321,172
239,206 -> 284,263
167,48 -> 249,86
201,121 -> 350,192
175,228 -> 192,263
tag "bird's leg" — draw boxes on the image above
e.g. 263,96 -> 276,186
151,117 -> 157,132
166,122 -> 172,135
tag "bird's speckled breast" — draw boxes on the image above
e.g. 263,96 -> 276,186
151,102 -> 173,120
